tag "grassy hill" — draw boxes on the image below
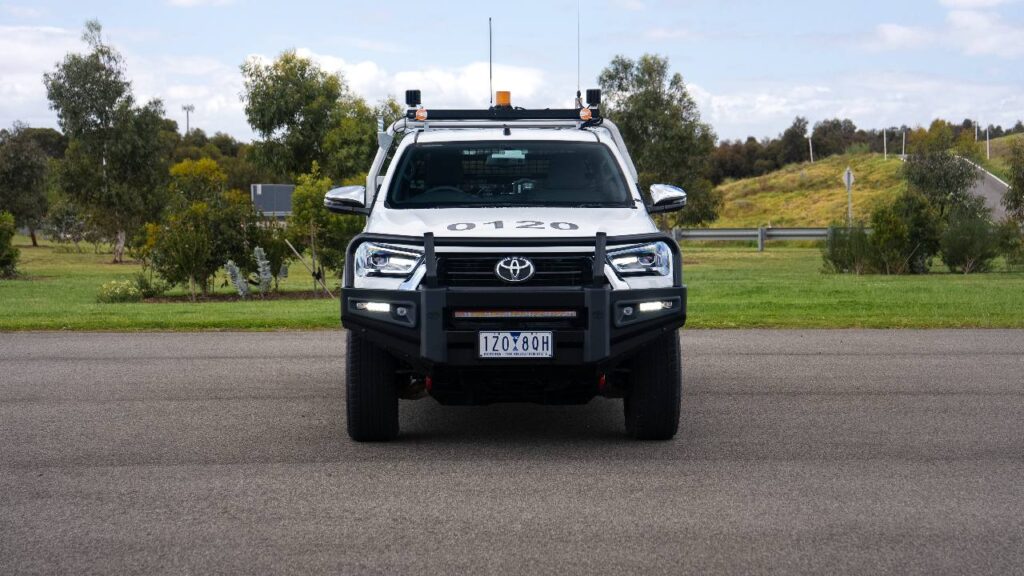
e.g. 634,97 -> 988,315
984,133 -> 1022,181
712,153 -> 906,228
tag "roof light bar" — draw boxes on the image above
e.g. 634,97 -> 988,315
400,88 -> 604,123
404,108 -> 601,121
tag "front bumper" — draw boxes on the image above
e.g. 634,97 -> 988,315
341,230 -> 687,371
341,284 -> 687,369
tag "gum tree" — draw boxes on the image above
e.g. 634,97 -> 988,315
598,54 -> 720,226
0,123 -> 49,246
43,20 -> 169,262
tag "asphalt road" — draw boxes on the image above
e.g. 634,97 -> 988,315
970,165 -> 1010,219
2,330 -> 1023,575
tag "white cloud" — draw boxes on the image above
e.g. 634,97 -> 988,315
871,1 -> 1024,58
693,73 -> 1023,140
1,3 -> 45,18
288,48 -> 552,110
866,24 -> 934,51
0,26 -> 82,126
165,0 -> 234,6
940,0 -> 1015,7
646,27 -> 698,41
343,37 -> 406,54
947,9 -> 1024,57
611,0 -> 647,11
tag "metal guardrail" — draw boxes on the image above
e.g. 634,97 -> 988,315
672,227 -> 830,251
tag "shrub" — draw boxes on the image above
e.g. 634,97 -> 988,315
844,142 -> 871,155
0,211 -> 19,278
822,222 -> 871,274
97,280 -> 142,303
149,191 -> 260,299
133,272 -> 168,298
1000,221 -> 1024,272
150,203 -> 215,300
902,151 -> 981,217
225,259 -> 249,298
868,191 -> 941,274
252,220 -> 291,290
940,205 -> 1002,274
254,246 -> 272,296
1004,139 -> 1024,224
287,167 -> 363,275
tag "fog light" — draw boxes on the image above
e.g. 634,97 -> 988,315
622,306 -> 634,317
396,306 -> 408,317
356,302 -> 391,313
639,301 -> 672,313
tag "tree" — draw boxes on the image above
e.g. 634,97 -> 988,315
868,191 -> 942,274
953,129 -> 981,162
909,120 -> 955,154
21,127 -> 67,159
1003,139 -> 1024,224
778,117 -> 810,166
288,166 -> 363,281
940,202 -> 1002,274
148,190 -> 260,298
323,96 -> 403,182
0,123 -> 50,246
241,50 -> 343,178
168,158 -> 227,204
903,151 -> 981,218
149,202 -> 215,300
0,211 -> 18,278
811,118 -> 858,158
44,20 -> 170,262
598,54 -> 719,225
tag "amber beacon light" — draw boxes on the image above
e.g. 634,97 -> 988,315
495,91 -> 512,108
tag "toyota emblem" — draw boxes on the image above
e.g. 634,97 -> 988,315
495,257 -> 535,283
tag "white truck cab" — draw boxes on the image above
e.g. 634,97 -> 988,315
325,89 -> 688,441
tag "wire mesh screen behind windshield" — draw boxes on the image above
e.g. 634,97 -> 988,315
386,141 -> 632,208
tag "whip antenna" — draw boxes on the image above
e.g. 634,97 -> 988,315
489,17 -> 493,106
576,0 -> 582,107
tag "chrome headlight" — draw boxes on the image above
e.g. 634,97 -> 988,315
607,242 -> 672,277
354,243 -> 423,278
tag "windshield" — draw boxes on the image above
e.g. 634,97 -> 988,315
385,141 -> 633,209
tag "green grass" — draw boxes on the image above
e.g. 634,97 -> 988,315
713,153 -> 906,228
681,245 -> 1024,328
0,236 -> 338,331
982,133 -> 1021,181
3,235 -> 1024,330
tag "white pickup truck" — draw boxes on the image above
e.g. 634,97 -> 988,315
325,89 -> 688,441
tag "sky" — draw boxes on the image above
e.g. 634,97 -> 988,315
1,0 -> 1022,142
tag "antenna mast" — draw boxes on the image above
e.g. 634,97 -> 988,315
489,17 -> 493,106
576,0 -> 582,107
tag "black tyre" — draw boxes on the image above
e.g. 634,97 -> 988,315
624,330 -> 681,440
346,331 -> 400,441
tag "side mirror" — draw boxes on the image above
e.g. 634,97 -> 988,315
647,184 -> 687,214
324,185 -> 368,215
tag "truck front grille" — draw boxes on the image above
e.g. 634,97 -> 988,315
437,254 -> 595,288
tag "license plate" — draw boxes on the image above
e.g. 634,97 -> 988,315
478,331 -> 553,359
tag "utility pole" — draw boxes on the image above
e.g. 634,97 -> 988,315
902,130 -> 906,157
808,136 -> 815,164
182,104 -> 195,135
844,167 -> 855,227
987,126 -> 991,160
883,128 -> 888,160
